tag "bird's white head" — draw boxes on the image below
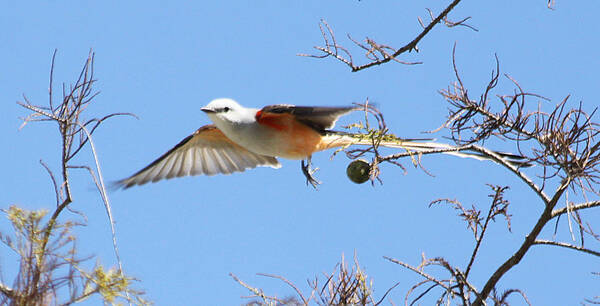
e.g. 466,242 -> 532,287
201,98 -> 256,127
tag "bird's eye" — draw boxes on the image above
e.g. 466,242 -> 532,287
223,107 -> 230,112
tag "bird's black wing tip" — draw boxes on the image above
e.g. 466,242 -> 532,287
109,179 -> 134,191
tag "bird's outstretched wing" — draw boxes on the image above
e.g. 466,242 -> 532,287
260,104 -> 357,132
116,125 -> 281,188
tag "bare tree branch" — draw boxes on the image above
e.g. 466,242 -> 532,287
383,256 -> 450,291
533,239 -> 600,257
299,0 -> 466,71
4,50 -> 145,305
473,178 -> 571,305
230,273 -> 284,305
419,8 -> 479,32
552,200 -> 600,218
257,273 -> 310,305
465,186 -> 512,278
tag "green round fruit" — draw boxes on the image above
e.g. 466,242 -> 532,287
346,159 -> 371,184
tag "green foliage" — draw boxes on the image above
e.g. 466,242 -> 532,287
0,205 -> 148,305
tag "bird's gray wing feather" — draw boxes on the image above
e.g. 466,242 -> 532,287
116,125 -> 281,188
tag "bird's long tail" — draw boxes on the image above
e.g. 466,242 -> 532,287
319,132 -> 531,167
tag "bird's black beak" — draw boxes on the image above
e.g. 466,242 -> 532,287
201,107 -> 215,113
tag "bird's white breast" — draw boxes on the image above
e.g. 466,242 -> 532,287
208,110 -> 300,159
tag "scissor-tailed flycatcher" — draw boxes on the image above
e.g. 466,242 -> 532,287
117,98 -> 526,188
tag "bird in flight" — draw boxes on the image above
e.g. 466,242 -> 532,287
117,98 -> 527,188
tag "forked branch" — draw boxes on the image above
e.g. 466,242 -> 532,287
299,0 -> 467,71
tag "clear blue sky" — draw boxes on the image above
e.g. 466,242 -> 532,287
1,1 -> 599,305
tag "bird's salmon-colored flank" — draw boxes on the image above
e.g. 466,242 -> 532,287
256,109 -> 331,159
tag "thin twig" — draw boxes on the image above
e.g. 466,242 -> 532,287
533,239 -> 600,257
552,200 -> 600,218
39,160 -> 60,206
383,256 -> 450,291
257,273 -> 309,305
230,273 -> 279,304
71,122 -> 129,302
